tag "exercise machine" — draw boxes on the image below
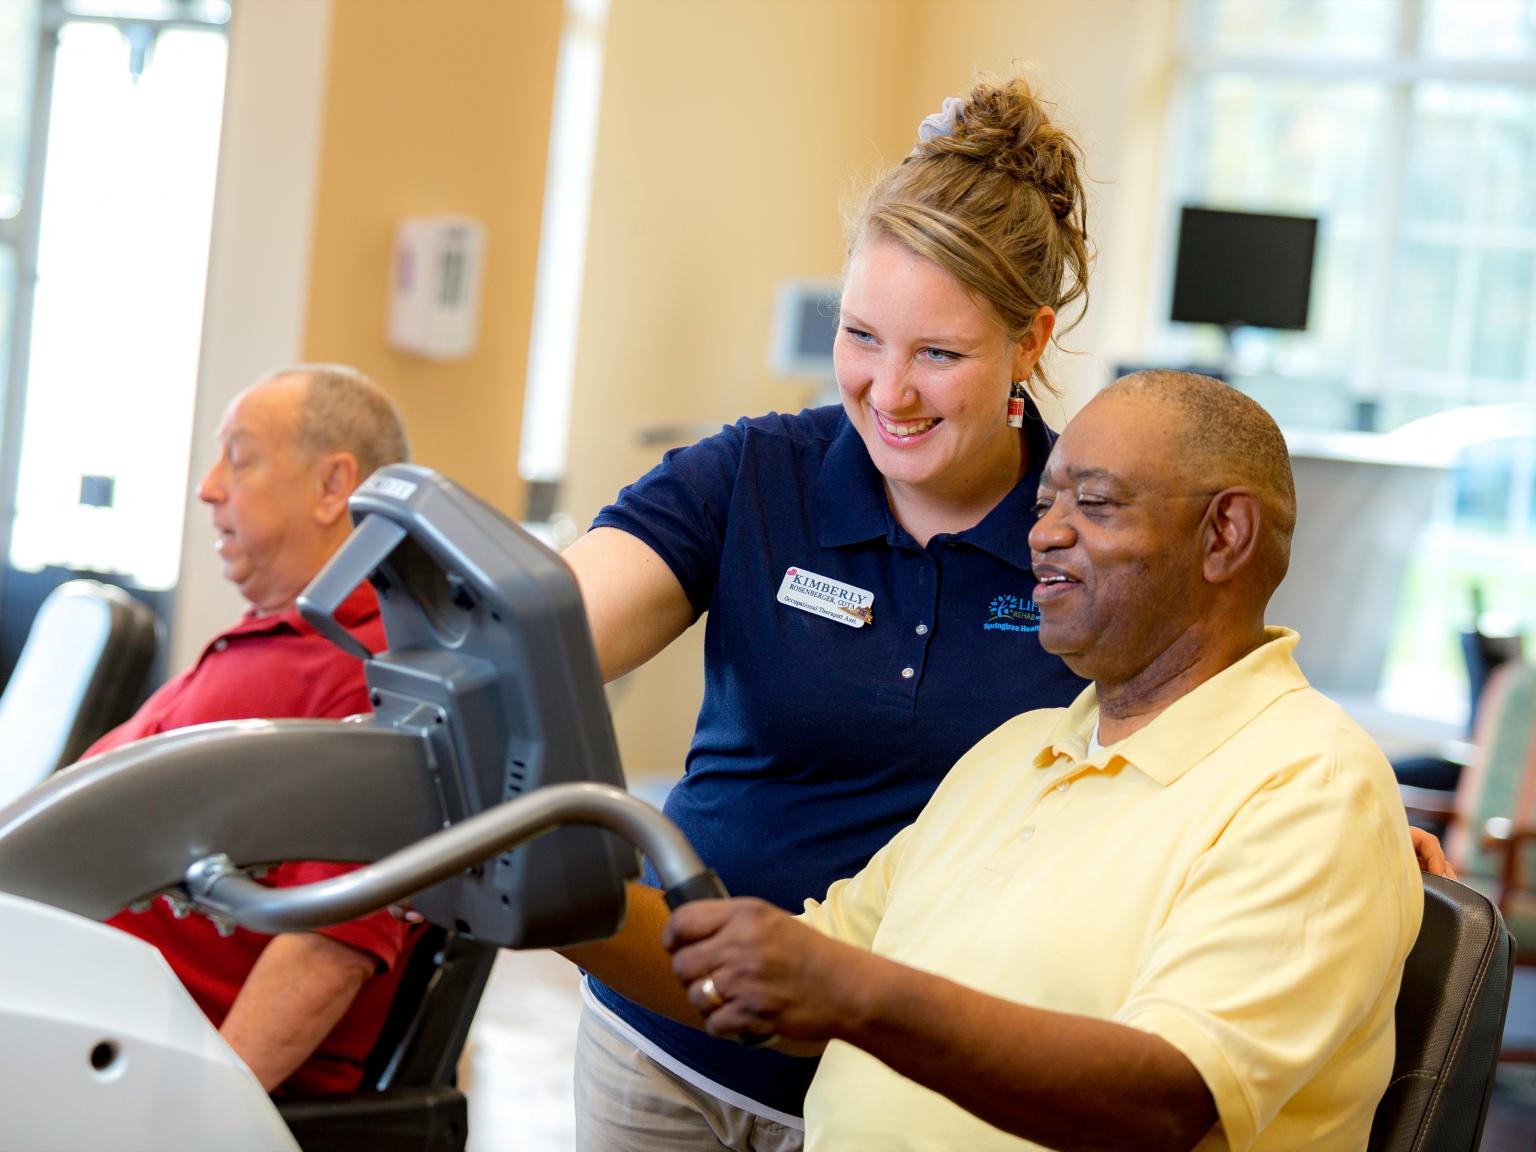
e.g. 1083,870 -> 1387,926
0,465 -> 724,1151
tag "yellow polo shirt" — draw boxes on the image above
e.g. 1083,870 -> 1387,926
800,629 -> 1422,1152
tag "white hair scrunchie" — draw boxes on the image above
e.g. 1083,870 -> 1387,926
913,95 -> 965,153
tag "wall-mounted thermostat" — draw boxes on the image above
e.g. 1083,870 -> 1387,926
388,216 -> 486,360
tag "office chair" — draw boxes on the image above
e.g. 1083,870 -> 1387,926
278,927 -> 499,1152
1368,874 -> 1514,1152
1392,606 -> 1523,804
1462,629 -> 1524,728
1402,660 -> 1536,1060
0,579 -> 159,806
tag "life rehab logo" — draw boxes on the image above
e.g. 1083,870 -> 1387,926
984,593 -> 1040,633
777,567 -> 873,629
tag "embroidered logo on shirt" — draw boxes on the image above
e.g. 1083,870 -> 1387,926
984,594 -> 1039,633
777,567 -> 873,628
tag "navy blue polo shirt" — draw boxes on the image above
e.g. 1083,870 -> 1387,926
587,404 -> 1086,1119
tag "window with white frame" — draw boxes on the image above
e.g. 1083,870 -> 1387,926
1165,0 -> 1536,723
0,0 -> 41,456
3,1 -> 229,590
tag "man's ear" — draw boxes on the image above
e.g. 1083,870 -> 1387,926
313,452 -> 360,528
1202,488 -> 1261,585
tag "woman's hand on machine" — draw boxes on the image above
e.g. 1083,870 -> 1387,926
663,898 -> 852,1056
1410,826 -> 1455,880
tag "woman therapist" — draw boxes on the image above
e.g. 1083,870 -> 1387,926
562,78 -> 1091,1152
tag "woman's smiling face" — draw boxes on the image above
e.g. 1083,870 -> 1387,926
834,234 -> 1051,511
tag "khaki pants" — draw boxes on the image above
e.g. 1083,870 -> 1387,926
573,1004 -> 804,1152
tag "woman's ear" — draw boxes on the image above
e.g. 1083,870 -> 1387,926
1010,306 -> 1057,382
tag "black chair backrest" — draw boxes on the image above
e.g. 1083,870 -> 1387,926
1369,874 -> 1514,1152
278,926 -> 498,1152
364,925 -> 499,1091
0,579 -> 159,804
1461,628 -> 1524,735
62,582 -> 160,766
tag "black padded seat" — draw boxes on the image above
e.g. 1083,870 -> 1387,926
279,927 -> 499,1152
1369,873 -> 1515,1152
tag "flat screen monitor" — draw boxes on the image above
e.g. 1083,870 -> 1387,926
771,280 -> 842,378
1170,206 -> 1318,332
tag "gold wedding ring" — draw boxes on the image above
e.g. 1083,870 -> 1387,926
699,974 -> 724,1009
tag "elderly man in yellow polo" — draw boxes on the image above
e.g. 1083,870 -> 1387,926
605,371 -> 1421,1152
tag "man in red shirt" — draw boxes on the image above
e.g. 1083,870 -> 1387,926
94,364 -> 416,1097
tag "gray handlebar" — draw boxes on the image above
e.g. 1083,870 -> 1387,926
185,782 -> 725,934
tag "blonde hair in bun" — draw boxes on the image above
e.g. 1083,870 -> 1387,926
850,77 -> 1092,394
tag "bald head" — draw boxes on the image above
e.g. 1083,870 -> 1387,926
261,364 -> 411,481
1104,370 -> 1295,593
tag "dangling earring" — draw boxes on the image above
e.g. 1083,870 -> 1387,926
1007,381 -> 1027,429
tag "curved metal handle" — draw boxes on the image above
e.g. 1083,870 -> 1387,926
185,782 -> 721,933
185,780 -> 771,1047
0,721 -> 439,921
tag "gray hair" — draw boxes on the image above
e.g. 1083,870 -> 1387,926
1107,370 -> 1296,590
264,363 -> 410,481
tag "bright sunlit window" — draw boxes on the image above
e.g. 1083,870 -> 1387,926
0,0 -> 41,428
11,18 -> 227,588
519,0 -> 610,491
1166,0 -> 1536,723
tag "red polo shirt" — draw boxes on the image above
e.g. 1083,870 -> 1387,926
99,583 -> 417,1097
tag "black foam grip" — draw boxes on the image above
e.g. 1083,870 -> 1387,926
661,871 -> 778,1049
664,870 -> 728,908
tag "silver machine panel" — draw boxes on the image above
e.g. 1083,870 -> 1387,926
0,465 -> 653,949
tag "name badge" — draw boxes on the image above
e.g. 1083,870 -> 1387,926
776,567 -> 873,628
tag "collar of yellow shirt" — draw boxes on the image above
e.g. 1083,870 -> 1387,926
1034,627 -> 1308,788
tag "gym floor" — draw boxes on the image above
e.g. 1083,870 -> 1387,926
461,949 -> 582,1151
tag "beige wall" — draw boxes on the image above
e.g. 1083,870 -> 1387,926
302,0 -> 564,518
559,0 -> 919,529
565,0 -> 1177,780
180,0 -> 563,663
907,0 -> 1179,426
173,0 -> 334,672
564,0 -> 919,779
186,0 -> 1179,783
